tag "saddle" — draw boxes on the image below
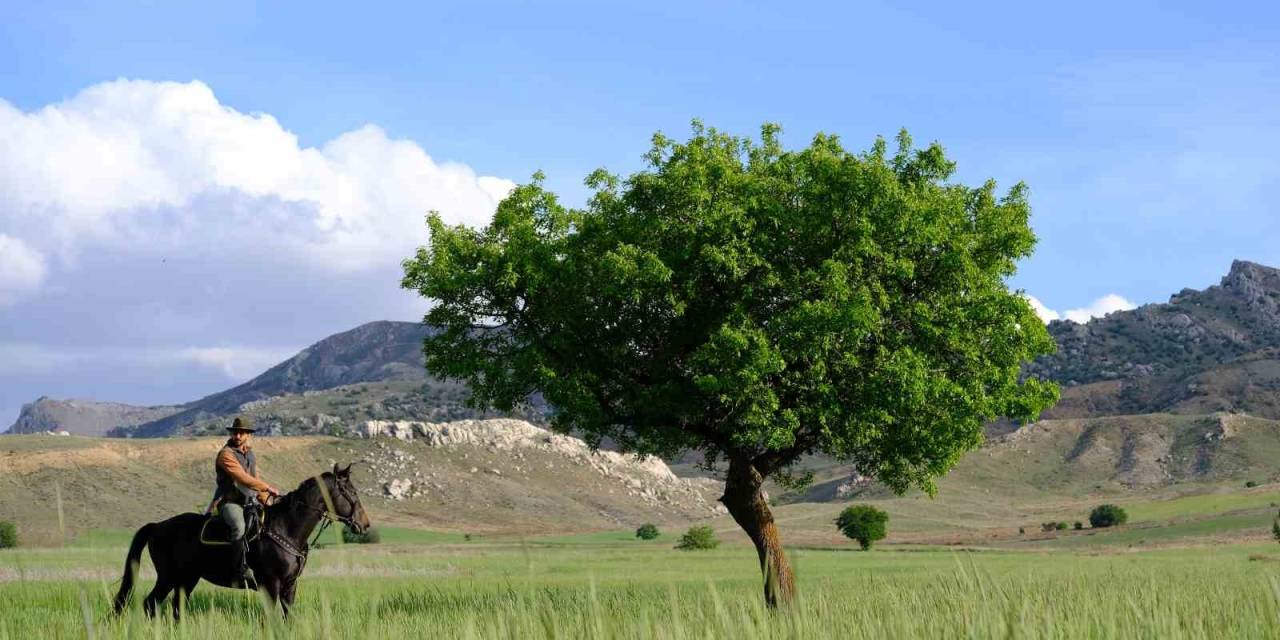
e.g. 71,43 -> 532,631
199,505 -> 264,546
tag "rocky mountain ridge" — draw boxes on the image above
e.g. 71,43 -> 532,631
7,397 -> 183,437
1029,260 -> 1280,420
126,321 -> 439,437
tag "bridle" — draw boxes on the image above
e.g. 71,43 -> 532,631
300,476 -> 364,546
264,475 -> 365,563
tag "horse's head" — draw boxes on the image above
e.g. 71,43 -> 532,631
322,463 -> 372,534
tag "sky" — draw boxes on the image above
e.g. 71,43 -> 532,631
1,1 -> 1278,429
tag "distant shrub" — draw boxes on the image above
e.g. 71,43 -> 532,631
635,523 -> 660,540
675,526 -> 720,550
0,521 -> 15,548
1055,522 -> 1069,531
1246,481 -> 1259,488
1018,527 -> 1025,535
342,526 -> 381,544
1273,519 -> 1280,544
1074,521 -> 1084,530
1089,504 -> 1128,528
836,505 -> 889,550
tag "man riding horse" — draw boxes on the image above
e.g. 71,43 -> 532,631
206,416 -> 281,586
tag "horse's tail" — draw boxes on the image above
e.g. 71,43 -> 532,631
112,522 -> 154,615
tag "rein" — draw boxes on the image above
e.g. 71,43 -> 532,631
262,478 -> 361,565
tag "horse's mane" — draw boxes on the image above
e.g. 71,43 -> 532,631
269,472 -> 335,516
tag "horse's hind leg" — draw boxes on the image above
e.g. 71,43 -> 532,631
171,577 -> 199,621
142,579 -> 173,618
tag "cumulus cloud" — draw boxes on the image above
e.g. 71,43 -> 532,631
176,346 -> 296,380
0,234 -> 46,306
1024,293 -> 1137,324
1063,294 -> 1137,323
0,78 -> 514,280
1023,294 -> 1059,323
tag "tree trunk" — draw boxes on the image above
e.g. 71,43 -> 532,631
720,456 -> 796,608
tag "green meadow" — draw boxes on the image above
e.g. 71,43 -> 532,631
5,534 -> 1280,639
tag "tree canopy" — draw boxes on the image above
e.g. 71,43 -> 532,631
836,504 -> 889,550
403,122 -> 1058,604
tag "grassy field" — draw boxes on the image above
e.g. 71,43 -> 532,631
5,534 -> 1280,638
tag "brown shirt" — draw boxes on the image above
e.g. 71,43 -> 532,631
215,444 -> 271,506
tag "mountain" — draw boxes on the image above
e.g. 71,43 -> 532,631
7,397 -> 183,437
127,321 -> 439,437
1027,260 -> 1280,420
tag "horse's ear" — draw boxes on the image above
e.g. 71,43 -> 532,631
332,463 -> 339,475
340,463 -> 352,477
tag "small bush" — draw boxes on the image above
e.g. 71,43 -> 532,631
1247,480 -> 1259,488
1074,521 -> 1084,530
1055,522 -> 1069,531
836,505 -> 889,550
1018,527 -> 1025,535
342,526 -> 381,544
635,523 -> 660,540
0,521 -> 16,548
675,526 -> 720,550
1089,504 -> 1128,528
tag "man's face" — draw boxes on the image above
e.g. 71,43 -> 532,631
230,430 -> 251,447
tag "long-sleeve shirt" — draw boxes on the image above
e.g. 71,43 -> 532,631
216,446 -> 272,505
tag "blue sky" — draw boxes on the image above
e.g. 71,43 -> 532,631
1,1 -> 1277,427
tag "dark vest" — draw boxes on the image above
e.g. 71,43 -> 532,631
214,443 -> 258,505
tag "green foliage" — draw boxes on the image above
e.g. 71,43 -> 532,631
1089,504 -> 1129,528
1074,521 -> 1084,530
635,523 -> 661,540
342,525 -> 381,544
1246,480 -> 1258,488
402,122 -> 1057,497
836,505 -> 889,550
1055,522 -> 1069,531
675,525 -> 720,550
0,521 -> 15,548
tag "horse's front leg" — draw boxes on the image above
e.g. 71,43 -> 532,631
260,577 -> 283,615
281,579 -> 298,618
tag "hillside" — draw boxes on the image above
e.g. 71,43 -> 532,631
1028,260 -> 1280,419
0,420 -> 721,543
7,397 -> 182,436
125,321 -> 436,437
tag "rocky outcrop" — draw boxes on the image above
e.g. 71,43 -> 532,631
1027,261 -> 1280,420
361,419 -> 723,513
7,397 -> 182,437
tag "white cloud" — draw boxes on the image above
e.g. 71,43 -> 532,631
1023,294 -> 1059,322
0,78 -> 515,277
0,342 -> 297,381
1024,293 -> 1136,324
176,346 -> 296,381
1063,294 -> 1136,323
0,234 -> 46,307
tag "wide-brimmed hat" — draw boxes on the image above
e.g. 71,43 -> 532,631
226,416 -> 257,433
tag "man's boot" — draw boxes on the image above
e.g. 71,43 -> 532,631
231,538 -> 256,589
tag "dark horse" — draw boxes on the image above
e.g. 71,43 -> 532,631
112,464 -> 371,619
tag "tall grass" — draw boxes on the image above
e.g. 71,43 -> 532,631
2,542 -> 1279,638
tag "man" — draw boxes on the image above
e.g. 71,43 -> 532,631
206,416 -> 280,586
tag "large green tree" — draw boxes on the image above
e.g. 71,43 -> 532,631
402,123 -> 1058,606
